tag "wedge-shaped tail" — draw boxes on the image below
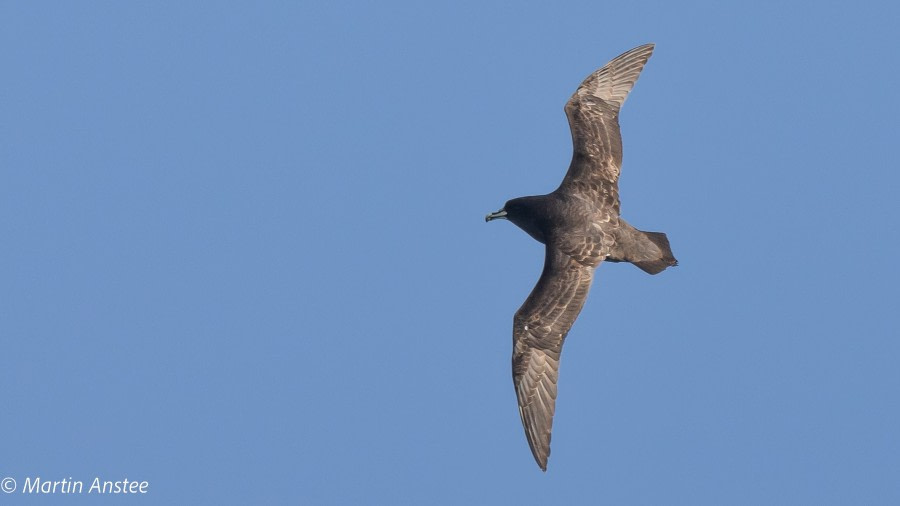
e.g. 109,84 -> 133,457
606,220 -> 677,274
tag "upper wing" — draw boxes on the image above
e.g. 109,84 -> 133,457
559,43 -> 654,197
512,245 -> 597,471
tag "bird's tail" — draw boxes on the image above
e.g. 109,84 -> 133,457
607,221 -> 677,274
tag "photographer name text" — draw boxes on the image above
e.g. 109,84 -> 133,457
8,476 -> 149,495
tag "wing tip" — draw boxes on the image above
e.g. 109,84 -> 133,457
528,438 -> 550,471
608,42 -> 655,73
571,42 -> 657,112
624,42 -> 654,57
536,453 -> 549,472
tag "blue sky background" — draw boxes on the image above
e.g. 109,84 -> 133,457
2,1 -> 899,504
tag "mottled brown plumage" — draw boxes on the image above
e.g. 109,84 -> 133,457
486,43 -> 677,471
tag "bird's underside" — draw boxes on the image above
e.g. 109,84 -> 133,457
486,43 -> 677,471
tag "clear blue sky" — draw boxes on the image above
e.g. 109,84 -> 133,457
2,1 -> 899,504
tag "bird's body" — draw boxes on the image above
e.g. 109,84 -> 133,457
486,43 -> 676,471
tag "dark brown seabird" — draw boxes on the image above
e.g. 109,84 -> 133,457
485,43 -> 677,471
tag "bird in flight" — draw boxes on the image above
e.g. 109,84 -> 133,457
485,43 -> 677,471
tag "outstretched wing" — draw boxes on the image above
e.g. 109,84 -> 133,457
559,43 -> 654,202
512,245 -> 597,471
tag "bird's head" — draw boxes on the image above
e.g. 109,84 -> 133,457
484,197 -> 548,243
485,197 -> 541,222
